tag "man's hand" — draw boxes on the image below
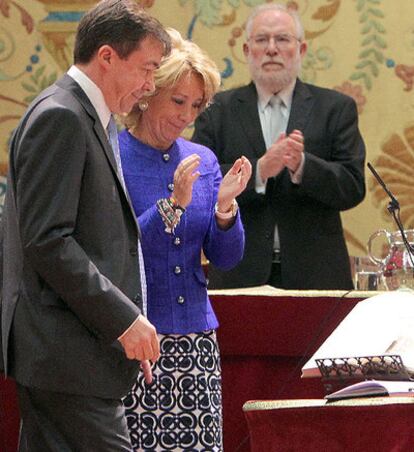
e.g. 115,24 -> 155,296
258,132 -> 287,181
259,129 -> 304,181
282,129 -> 304,173
118,315 -> 160,363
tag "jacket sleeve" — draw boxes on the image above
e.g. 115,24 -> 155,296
136,204 -> 169,241
287,95 -> 366,211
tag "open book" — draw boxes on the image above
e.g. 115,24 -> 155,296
325,379 -> 414,401
301,290 -> 414,378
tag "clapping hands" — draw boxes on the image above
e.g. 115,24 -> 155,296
217,156 -> 252,213
171,154 -> 201,208
259,129 -> 304,181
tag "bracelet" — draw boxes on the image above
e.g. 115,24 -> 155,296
214,199 -> 238,220
168,196 -> 185,214
156,197 -> 185,234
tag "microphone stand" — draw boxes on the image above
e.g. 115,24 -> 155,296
367,162 -> 414,269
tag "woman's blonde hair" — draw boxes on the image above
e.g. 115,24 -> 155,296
124,28 -> 221,129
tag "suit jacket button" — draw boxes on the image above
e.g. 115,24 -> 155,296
163,153 -> 170,162
174,265 -> 181,275
168,183 -> 174,191
174,237 -> 181,246
130,247 -> 138,256
133,294 -> 141,304
177,296 -> 185,304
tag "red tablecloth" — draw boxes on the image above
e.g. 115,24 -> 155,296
209,287 -> 368,451
243,398 -> 414,451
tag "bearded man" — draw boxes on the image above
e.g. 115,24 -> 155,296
192,3 -> 366,290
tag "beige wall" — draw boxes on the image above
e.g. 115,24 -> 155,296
1,0 -> 413,255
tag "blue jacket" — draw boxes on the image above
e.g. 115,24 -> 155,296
120,131 -> 245,334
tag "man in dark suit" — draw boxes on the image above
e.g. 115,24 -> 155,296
193,3 -> 365,290
0,1 -> 171,450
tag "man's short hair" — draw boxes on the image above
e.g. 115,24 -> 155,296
74,0 -> 171,64
245,3 -> 304,41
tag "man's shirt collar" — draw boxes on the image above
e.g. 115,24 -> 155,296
67,65 -> 111,130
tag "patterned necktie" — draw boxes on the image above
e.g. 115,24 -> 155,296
106,115 -> 147,315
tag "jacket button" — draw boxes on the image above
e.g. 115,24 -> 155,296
265,233 -> 271,240
174,237 -> 181,246
177,296 -> 185,304
130,247 -> 138,256
163,153 -> 170,162
174,265 -> 181,275
133,294 -> 141,304
168,183 -> 174,191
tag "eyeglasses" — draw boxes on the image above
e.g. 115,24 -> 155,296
249,33 -> 300,50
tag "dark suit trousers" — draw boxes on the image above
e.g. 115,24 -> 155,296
16,384 -> 132,452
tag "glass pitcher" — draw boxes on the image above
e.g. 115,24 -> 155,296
368,229 -> 414,290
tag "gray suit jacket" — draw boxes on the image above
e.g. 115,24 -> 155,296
1,74 -> 143,398
193,80 -> 366,290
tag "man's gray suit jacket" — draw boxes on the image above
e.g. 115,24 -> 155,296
1,74 -> 143,398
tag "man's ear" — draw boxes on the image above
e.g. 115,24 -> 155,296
299,40 -> 307,58
97,45 -> 115,68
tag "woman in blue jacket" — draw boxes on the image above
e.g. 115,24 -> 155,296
119,29 -> 251,451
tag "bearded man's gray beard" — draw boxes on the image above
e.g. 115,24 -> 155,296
249,59 -> 301,93
254,70 -> 294,93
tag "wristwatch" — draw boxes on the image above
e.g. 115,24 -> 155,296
215,199 -> 238,219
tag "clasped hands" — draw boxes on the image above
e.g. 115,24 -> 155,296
259,129 -> 304,182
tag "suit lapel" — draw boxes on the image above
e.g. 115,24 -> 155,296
287,79 -> 314,134
233,82 -> 267,158
56,75 -> 139,230
56,75 -> 119,178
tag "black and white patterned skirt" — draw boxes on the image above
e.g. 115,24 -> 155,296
123,330 -> 223,451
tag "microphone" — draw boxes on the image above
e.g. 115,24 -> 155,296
367,162 -> 414,256
367,162 -> 399,211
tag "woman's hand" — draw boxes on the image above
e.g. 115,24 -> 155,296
172,154 -> 201,208
217,156 -> 252,212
